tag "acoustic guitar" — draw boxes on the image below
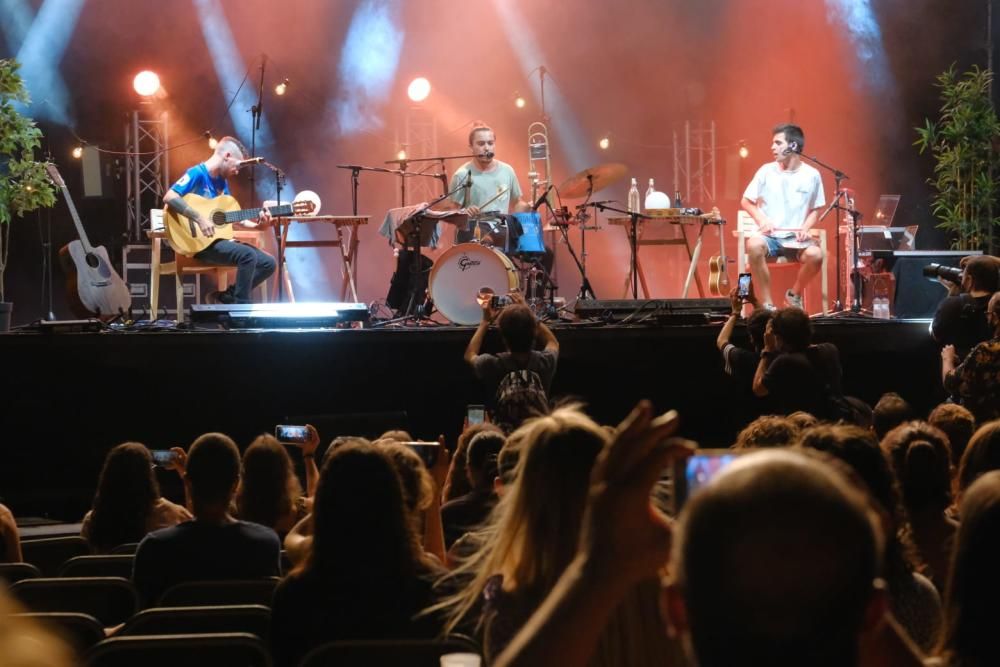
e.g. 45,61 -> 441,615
706,207 -> 732,296
163,193 -> 315,257
46,164 -> 131,320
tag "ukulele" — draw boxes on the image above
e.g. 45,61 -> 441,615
47,164 -> 131,320
707,207 -> 731,296
163,193 -> 314,257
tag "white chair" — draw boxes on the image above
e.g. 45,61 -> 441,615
734,211 -> 829,314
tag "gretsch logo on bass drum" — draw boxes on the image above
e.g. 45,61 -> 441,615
458,254 -> 480,271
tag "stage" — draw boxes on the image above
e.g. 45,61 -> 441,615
0,315 -> 942,520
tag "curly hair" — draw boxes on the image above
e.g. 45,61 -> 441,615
88,443 -> 160,552
734,415 -> 800,449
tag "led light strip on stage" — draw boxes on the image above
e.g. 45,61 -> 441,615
190,302 -> 370,329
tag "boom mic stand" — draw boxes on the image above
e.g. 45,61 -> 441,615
796,150 -> 866,315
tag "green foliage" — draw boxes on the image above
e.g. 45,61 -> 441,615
0,58 -> 57,302
914,65 -> 1000,251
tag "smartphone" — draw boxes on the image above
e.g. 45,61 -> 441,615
404,441 -> 440,467
490,294 -> 512,309
672,449 -> 742,514
467,404 -> 486,425
150,449 -> 177,467
737,272 -> 752,299
275,424 -> 309,445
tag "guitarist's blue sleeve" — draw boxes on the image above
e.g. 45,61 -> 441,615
169,166 -> 204,197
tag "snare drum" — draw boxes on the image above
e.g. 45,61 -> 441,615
429,243 -> 519,325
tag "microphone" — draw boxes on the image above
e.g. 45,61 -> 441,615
237,157 -> 265,167
483,151 -> 495,159
531,184 -> 554,211
782,141 -> 801,156
465,169 -> 473,194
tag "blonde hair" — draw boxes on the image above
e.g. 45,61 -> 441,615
433,405 -> 607,635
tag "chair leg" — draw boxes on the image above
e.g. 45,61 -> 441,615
175,273 -> 185,323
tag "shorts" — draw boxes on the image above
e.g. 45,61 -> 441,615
761,233 -> 819,260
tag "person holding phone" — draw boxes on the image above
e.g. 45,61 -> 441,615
740,124 -> 826,311
716,284 -> 774,394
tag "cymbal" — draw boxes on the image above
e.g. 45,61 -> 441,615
558,163 -> 628,199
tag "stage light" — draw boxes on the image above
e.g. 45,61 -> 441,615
514,94 -> 526,109
71,145 -> 83,159
275,78 -> 289,96
407,77 -> 430,102
738,141 -> 749,159
599,136 -> 610,150
133,70 -> 161,97
397,149 -> 407,161
209,136 -> 218,149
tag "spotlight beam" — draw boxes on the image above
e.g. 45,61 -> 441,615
12,0 -> 84,126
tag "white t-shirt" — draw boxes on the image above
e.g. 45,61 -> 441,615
449,160 -> 523,215
742,161 -> 825,233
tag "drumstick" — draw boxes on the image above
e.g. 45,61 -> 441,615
475,186 -> 509,212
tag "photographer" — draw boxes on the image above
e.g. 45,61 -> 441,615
931,256 -> 999,359
464,290 -> 558,433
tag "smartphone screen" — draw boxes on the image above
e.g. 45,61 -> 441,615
672,450 -> 740,514
275,425 -> 309,445
467,404 -> 485,425
737,273 -> 752,298
404,441 -> 440,467
150,449 -> 177,467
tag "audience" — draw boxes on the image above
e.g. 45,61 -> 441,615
787,410 -> 819,431
236,433 -> 311,537
934,470 -> 1000,667
733,414 -> 800,449
942,291 -> 1000,423
873,392 -> 915,441
0,502 -> 20,563
440,430 -> 504,549
716,285 -> 774,389
465,292 -> 559,433
956,419 -> 1000,500
931,255 -> 998,359
132,433 -> 281,606
81,442 -> 190,554
269,443 -> 444,667
442,422 -> 503,503
376,439 -> 447,563
752,307 -> 848,419
494,406 -> 886,667
929,403 -> 976,469
798,423 -> 942,650
881,421 -> 957,588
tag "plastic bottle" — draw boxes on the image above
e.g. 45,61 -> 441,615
628,178 -> 641,214
646,178 -> 656,203
873,277 -> 890,319
674,190 -> 683,209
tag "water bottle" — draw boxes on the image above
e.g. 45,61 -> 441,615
674,190 -> 683,209
628,178 -> 641,214
873,277 -> 890,319
646,178 -> 656,203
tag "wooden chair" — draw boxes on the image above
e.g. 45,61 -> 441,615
157,577 -> 280,608
86,632 -> 270,667
21,535 -> 90,576
734,210 -> 829,314
59,554 -> 134,579
118,604 -> 271,640
147,209 -> 268,322
300,636 -> 482,667
10,576 -> 139,626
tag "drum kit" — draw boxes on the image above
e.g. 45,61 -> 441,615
429,162 -> 630,325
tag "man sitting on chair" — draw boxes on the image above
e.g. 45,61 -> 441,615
163,136 -> 275,304
741,124 -> 826,311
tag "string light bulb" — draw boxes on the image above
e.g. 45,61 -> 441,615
205,131 -> 218,150
71,146 -> 83,159
397,149 -> 407,161
275,78 -> 289,96
738,141 -> 749,159
599,136 -> 611,150
514,94 -> 526,109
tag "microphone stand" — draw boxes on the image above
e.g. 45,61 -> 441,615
249,54 -> 266,203
796,151 -> 863,315
594,202 -> 649,299
259,160 -> 286,301
384,154 -> 479,207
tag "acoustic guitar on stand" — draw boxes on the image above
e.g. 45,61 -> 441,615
46,163 -> 131,320
706,206 -> 732,296
163,193 -> 315,257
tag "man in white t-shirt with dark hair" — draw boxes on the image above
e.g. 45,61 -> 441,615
741,124 -> 826,310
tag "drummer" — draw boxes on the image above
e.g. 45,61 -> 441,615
436,121 -> 530,244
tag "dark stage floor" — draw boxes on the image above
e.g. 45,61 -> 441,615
0,316 -> 942,519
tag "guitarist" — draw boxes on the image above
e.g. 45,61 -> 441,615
163,136 -> 275,304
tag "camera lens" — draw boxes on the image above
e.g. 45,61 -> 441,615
922,263 -> 963,283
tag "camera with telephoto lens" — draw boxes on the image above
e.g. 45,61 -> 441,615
922,263 -> 963,284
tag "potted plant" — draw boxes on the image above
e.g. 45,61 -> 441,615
0,58 -> 56,330
914,64 -> 1000,252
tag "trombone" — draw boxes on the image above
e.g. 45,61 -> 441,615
527,121 -> 552,208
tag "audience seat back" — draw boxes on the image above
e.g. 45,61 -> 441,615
300,636 -> 482,667
157,577 -> 280,608
21,536 -> 90,576
11,576 -> 139,626
14,611 -> 105,657
86,632 -> 270,667
119,604 -> 271,639
0,561 -> 42,584
59,555 -> 134,579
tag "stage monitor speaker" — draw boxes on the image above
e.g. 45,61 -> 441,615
575,298 -> 730,322
190,302 -> 370,329
891,250 -> 977,319
81,146 -> 114,198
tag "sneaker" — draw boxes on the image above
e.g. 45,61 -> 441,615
205,290 -> 237,305
785,289 -> 804,310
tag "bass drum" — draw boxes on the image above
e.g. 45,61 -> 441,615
429,243 -> 518,325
